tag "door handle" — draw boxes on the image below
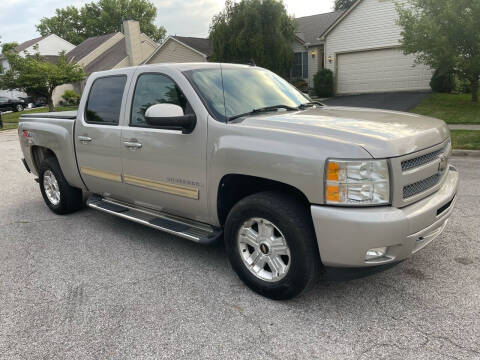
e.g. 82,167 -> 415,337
123,141 -> 142,149
78,135 -> 92,143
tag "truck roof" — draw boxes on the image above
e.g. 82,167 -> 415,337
91,62 -> 257,77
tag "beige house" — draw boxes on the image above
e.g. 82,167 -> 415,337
292,11 -> 344,88
144,36 -> 211,64
293,0 -> 433,94
54,20 -> 157,105
322,0 -> 432,95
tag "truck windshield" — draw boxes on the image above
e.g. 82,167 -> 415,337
186,66 -> 311,122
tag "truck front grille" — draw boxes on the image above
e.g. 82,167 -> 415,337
403,173 -> 441,199
390,138 -> 451,207
401,145 -> 446,171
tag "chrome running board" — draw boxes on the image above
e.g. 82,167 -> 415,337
86,195 -> 222,244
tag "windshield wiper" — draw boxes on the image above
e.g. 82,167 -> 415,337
227,104 -> 298,121
298,101 -> 325,109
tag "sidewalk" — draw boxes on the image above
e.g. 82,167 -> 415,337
448,124 -> 480,130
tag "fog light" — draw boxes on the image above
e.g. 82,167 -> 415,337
365,247 -> 387,261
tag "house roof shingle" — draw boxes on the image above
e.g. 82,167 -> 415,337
84,38 -> 127,73
172,36 -> 212,56
295,10 -> 345,45
66,33 -> 117,62
40,55 -> 60,64
15,36 -> 46,53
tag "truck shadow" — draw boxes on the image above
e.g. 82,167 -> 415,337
91,207 -> 412,296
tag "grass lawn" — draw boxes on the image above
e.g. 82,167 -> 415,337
0,106 -> 77,131
411,93 -> 480,124
450,130 -> 480,150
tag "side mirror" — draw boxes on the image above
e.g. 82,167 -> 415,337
145,103 -> 196,134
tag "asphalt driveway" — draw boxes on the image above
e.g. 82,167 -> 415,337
323,91 -> 431,112
1,129 -> 479,359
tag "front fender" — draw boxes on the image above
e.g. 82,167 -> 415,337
206,118 -> 371,225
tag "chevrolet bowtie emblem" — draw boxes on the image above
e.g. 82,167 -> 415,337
438,155 -> 448,173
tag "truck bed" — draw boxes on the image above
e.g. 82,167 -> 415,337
20,110 -> 77,120
18,110 -> 84,190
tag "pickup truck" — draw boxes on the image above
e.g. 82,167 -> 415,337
18,63 -> 458,299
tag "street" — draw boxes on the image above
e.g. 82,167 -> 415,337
1,129 -> 479,359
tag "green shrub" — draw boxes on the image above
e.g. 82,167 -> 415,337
291,78 -> 309,92
456,77 -> 472,94
313,69 -> 334,97
61,89 -> 81,106
430,69 -> 456,93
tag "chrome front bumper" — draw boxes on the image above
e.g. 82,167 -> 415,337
311,166 -> 459,267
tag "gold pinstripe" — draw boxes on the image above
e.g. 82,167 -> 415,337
80,167 -> 122,182
123,174 -> 199,200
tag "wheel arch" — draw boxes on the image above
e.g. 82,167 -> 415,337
30,145 -> 58,174
216,174 -> 311,226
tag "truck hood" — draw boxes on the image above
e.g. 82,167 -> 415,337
235,106 -> 449,158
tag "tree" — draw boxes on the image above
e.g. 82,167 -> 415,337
0,50 -> 86,111
1,42 -> 18,54
397,0 -> 480,102
209,0 -> 296,79
36,0 -> 166,45
1,42 -> 19,74
334,0 -> 357,11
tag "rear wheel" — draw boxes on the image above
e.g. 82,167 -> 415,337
15,104 -> 24,112
39,157 -> 83,214
224,192 -> 320,300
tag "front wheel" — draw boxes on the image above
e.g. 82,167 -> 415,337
39,157 -> 83,214
224,192 -> 320,300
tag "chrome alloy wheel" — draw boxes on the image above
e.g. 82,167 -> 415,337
237,218 -> 291,282
43,170 -> 61,206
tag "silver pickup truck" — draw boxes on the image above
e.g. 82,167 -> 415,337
18,63 -> 458,299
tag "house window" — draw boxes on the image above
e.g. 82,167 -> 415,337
292,52 -> 308,79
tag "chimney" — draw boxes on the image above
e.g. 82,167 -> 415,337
123,20 -> 142,66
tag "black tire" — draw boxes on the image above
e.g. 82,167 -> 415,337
224,192 -> 321,300
15,104 -> 24,112
39,157 -> 83,214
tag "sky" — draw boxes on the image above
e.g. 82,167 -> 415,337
0,0 -> 335,44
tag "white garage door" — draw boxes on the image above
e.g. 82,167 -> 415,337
337,48 -> 432,95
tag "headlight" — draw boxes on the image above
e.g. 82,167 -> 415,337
325,159 -> 390,206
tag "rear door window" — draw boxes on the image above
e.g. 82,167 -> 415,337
85,75 -> 127,125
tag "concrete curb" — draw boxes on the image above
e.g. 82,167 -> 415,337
0,129 -> 17,134
452,149 -> 480,157
448,125 -> 480,131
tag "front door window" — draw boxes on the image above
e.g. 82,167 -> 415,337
130,73 -> 190,127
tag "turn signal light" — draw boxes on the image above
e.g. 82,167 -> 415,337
327,162 -> 339,181
326,185 -> 340,202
